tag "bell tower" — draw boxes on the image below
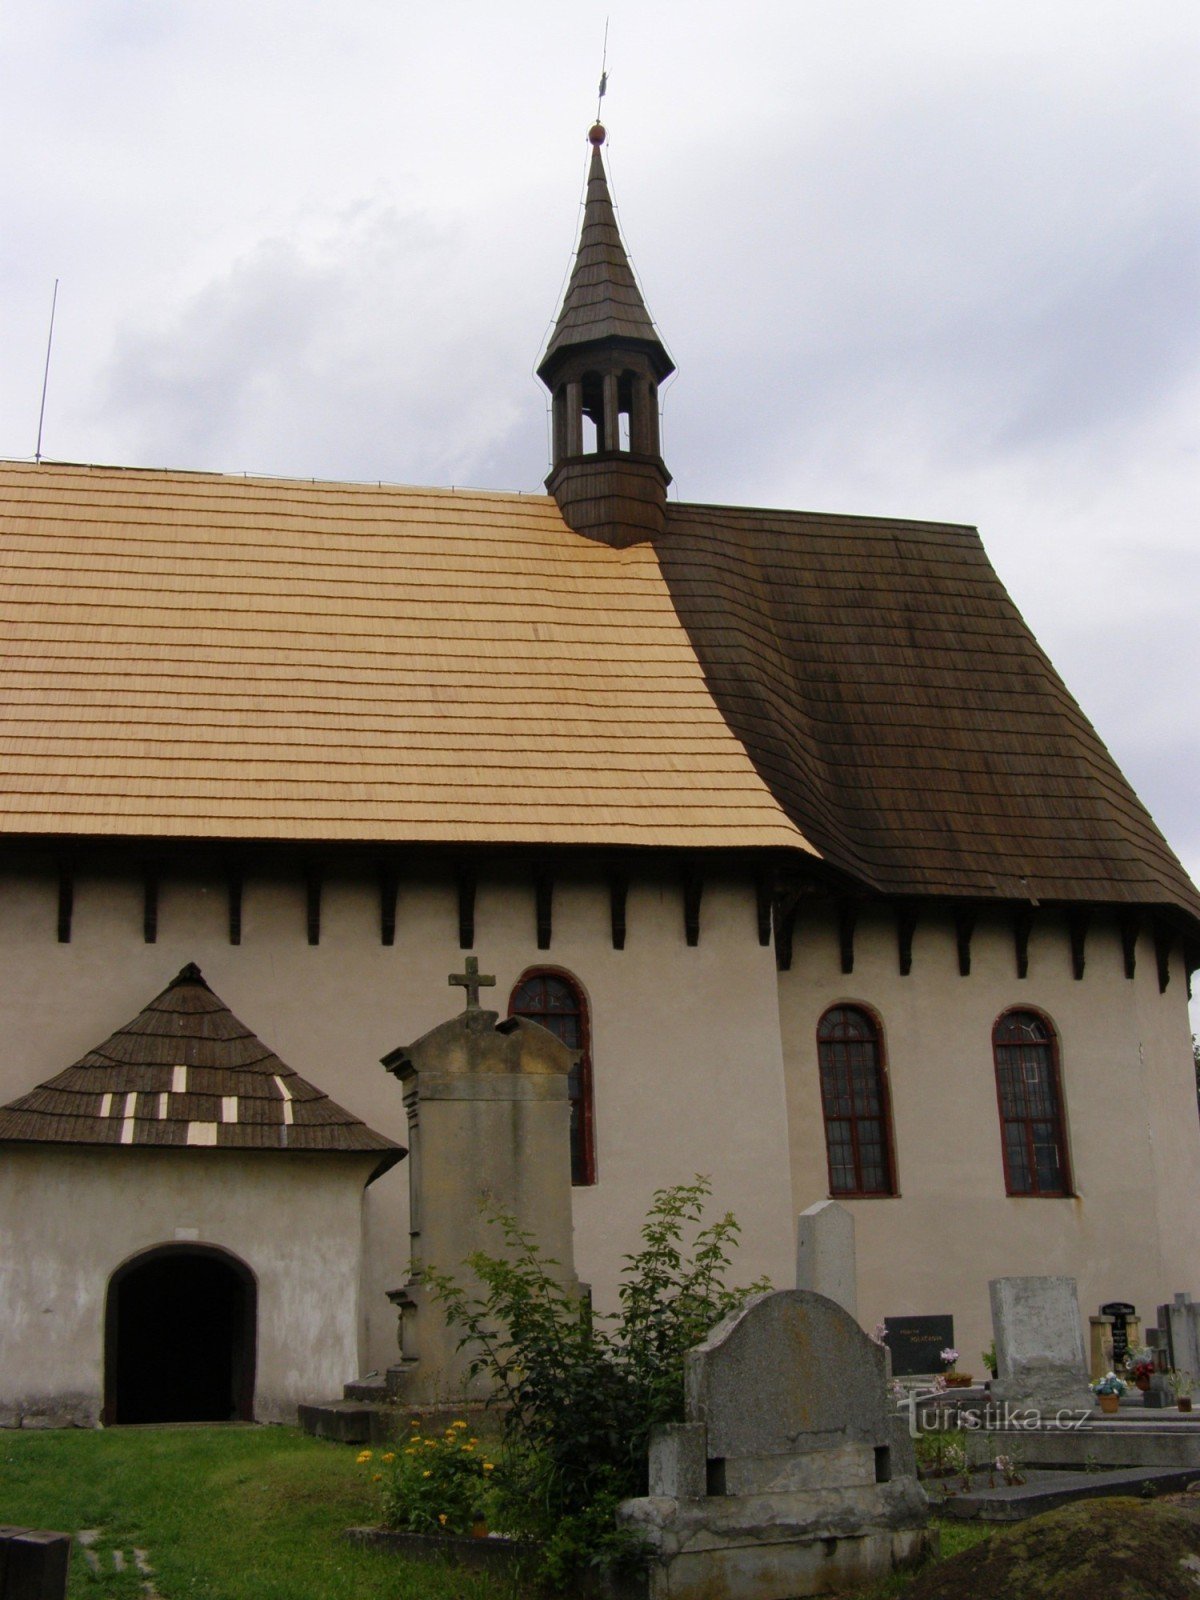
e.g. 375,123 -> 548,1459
538,125 -> 675,547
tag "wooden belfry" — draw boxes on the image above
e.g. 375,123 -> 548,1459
538,123 -> 675,547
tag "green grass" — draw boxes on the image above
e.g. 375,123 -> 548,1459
1,1425 -> 527,1600
1,1424 -> 992,1600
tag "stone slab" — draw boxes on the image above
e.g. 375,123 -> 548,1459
989,1275 -> 1092,1410
296,1400 -> 392,1444
794,1200 -> 856,1318
344,1528 -> 646,1599
962,1419 -> 1200,1473
934,1465 -> 1200,1521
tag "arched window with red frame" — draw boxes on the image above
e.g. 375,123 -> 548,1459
993,1009 -> 1071,1196
508,969 -> 595,1186
817,1005 -> 896,1197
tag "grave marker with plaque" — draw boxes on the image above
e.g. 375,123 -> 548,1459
884,1315 -> 954,1376
1100,1301 -> 1136,1367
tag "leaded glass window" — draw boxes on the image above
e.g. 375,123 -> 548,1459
993,1010 -> 1071,1196
817,1006 -> 895,1197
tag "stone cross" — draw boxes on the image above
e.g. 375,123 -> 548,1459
448,956 -> 495,1012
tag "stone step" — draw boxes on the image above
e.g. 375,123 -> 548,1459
297,1400 -> 392,1445
343,1378 -> 388,1403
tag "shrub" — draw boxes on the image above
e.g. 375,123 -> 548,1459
360,1421 -> 496,1535
423,1177 -> 765,1577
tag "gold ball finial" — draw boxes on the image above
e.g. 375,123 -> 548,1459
588,122 -> 606,146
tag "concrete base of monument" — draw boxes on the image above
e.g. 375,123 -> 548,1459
618,1484 -> 936,1600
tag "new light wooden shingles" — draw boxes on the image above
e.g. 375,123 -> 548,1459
0,462 -> 812,851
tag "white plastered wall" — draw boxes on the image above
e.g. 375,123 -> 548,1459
0,1145 -> 377,1426
778,904 -> 1200,1372
0,862 -> 795,1388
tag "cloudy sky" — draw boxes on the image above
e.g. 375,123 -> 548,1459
2,1 -> 1197,1010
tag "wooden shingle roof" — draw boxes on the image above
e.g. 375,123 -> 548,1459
656,503 -> 1200,923
0,962 -> 403,1170
537,141 -> 674,382
0,460 -> 811,852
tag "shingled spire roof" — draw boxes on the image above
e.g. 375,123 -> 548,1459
537,131 -> 674,383
0,963 -> 403,1176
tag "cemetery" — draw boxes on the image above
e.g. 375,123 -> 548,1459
7,965 -> 1200,1598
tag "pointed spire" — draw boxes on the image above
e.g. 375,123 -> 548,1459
538,128 -> 673,384
539,126 -> 674,548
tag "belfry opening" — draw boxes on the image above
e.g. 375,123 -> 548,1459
104,1245 -> 256,1424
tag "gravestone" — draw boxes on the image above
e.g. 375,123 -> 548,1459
617,1290 -> 933,1600
989,1276 -> 1092,1412
1158,1294 -> 1200,1381
1101,1302 -> 1136,1368
378,957 -> 581,1405
884,1315 -> 954,1377
795,1199 -> 856,1317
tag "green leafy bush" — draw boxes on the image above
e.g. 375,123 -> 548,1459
423,1177 -> 765,1580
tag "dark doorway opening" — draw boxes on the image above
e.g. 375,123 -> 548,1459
104,1245 -> 256,1424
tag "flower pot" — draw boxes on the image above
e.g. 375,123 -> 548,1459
1098,1393 -> 1120,1414
944,1373 -> 973,1388
1179,1397 -> 1193,1413
1136,1376 -> 1151,1392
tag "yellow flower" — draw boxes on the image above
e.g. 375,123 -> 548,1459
381,1452 -> 395,1462
356,1450 -> 372,1463
410,1418 -> 421,1429
483,1462 -> 494,1472
405,1446 -> 417,1455
453,1420 -> 468,1429
422,1470 -> 431,1478
438,1513 -> 448,1526
372,1473 -> 382,1482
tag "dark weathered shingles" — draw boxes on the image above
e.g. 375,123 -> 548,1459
0,962 -> 403,1162
657,503 -> 1200,921
538,143 -> 673,379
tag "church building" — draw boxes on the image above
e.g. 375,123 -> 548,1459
2,125 -> 1198,1427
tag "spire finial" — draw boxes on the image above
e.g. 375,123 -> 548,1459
589,122 -> 606,147
595,16 -> 609,125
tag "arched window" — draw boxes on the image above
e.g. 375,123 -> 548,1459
509,969 -> 595,1186
993,1010 -> 1071,1196
817,1005 -> 896,1196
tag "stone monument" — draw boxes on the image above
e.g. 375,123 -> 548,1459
795,1198 -> 857,1318
617,1290 -> 933,1600
379,957 -> 581,1405
988,1275 -> 1093,1413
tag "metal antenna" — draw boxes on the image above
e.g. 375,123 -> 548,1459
35,278 -> 59,464
595,18 -> 609,122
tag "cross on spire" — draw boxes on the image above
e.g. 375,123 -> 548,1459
448,956 -> 496,1012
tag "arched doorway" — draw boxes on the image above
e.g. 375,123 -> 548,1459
104,1245 -> 256,1424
